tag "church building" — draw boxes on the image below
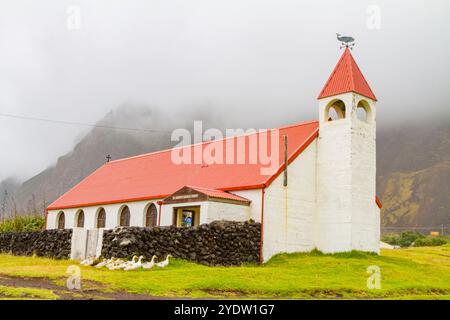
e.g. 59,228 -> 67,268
46,48 -> 381,262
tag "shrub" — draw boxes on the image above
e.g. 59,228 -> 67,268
382,231 -> 425,247
413,236 -> 448,247
0,215 -> 45,233
381,234 -> 400,246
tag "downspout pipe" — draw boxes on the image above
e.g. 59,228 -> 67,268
259,187 -> 266,264
157,201 -> 163,226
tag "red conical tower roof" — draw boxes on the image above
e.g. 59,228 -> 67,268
318,48 -> 377,101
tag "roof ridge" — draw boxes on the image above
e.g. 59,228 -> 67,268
274,119 -> 318,130
108,119 -> 319,165
182,185 -> 251,202
345,49 -> 355,90
349,53 -> 377,100
262,127 -> 319,186
185,185 -> 219,191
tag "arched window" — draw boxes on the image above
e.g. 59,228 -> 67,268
97,208 -> 106,228
356,99 -> 373,123
57,211 -> 65,230
356,106 -> 367,121
325,99 -> 346,122
119,206 -> 130,227
328,106 -> 339,121
76,210 -> 84,228
145,203 -> 158,227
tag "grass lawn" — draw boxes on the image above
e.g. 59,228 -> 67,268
0,285 -> 59,300
0,244 -> 449,299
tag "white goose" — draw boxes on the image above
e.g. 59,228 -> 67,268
105,258 -> 118,270
156,254 -> 172,268
125,255 -> 137,268
95,258 -> 112,268
106,257 -> 129,270
142,255 -> 158,269
104,257 -> 119,269
124,255 -> 144,271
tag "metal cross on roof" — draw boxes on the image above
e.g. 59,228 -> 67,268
106,154 -> 111,163
336,33 -> 355,50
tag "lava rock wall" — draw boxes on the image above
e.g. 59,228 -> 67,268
0,229 -> 72,259
101,220 -> 261,266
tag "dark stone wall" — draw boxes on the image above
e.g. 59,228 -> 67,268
0,229 -> 72,259
101,220 -> 261,266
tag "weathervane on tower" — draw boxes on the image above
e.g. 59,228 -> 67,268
336,33 -> 355,50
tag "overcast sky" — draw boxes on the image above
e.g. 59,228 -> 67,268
1,0 -> 450,181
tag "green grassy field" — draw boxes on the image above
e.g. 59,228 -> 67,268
0,244 -> 449,299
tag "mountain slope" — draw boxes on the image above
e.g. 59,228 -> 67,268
377,119 -> 450,229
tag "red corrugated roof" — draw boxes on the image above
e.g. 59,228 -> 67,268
48,121 -> 319,210
184,186 -> 251,203
318,48 -> 377,101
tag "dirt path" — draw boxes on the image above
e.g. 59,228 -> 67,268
0,274 -> 164,300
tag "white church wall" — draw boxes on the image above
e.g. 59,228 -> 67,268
206,201 -> 250,223
46,210 -> 58,229
316,116 -> 353,252
158,189 -> 262,227
47,199 -> 162,230
159,201 -> 209,226
232,189 -> 263,222
64,209 -> 77,229
158,198 -> 253,226
46,208 -> 78,229
104,203 -> 125,229
47,194 -> 254,230
84,207 -> 97,228
316,92 -> 379,253
262,139 -> 318,262
349,95 -> 379,253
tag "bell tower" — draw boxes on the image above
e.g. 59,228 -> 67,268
316,48 -> 380,253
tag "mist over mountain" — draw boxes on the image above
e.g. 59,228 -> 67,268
0,105 -> 210,216
0,177 -> 20,194
0,177 -> 21,219
1,105 -> 449,230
